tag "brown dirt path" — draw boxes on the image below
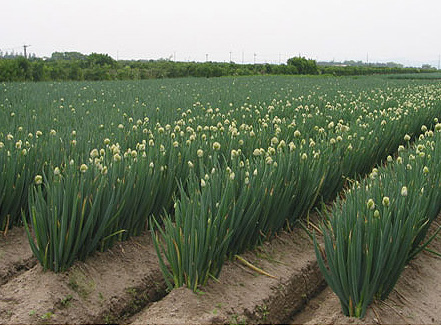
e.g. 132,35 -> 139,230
129,229 -> 324,325
2,217 -> 441,324
0,226 -> 326,325
0,227 -> 35,286
0,233 -> 167,325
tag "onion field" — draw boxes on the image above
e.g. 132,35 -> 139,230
1,75 -> 441,318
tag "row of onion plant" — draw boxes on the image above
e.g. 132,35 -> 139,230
150,111 -> 441,290
22,140 -> 190,272
2,78 -> 440,231
2,77 -> 441,274
314,123 -> 441,318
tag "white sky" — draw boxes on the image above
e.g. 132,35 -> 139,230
1,0 -> 440,67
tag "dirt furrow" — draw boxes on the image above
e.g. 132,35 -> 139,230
0,228 -> 36,286
0,225 -> 327,325
4,218 -> 441,325
0,233 -> 167,325
129,229 -> 325,325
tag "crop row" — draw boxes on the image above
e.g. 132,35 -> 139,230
316,125 -> 441,317
1,77 -> 440,284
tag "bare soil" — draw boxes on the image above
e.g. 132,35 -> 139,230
0,227 -> 35,286
1,217 -> 441,325
0,232 -> 167,324
128,229 -> 324,325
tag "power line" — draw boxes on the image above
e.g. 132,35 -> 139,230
23,44 -> 31,59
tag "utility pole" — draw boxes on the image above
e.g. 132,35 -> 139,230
23,44 -> 31,59
242,51 -> 244,64
205,53 -> 208,62
253,53 -> 257,64
229,51 -> 232,62
366,52 -> 369,65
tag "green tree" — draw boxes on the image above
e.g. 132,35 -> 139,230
287,56 -> 319,74
87,53 -> 116,67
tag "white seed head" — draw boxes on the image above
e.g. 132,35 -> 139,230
367,198 -> 375,210
265,156 -> 273,165
90,148 -> 99,158
113,153 -> 122,162
213,142 -> 221,151
401,186 -> 408,197
34,175 -> 43,185
80,164 -> 88,173
289,141 -> 296,151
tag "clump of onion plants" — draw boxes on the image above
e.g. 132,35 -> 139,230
0,137 -> 35,231
151,168 -> 236,291
314,126 -> 441,317
152,145 -> 329,290
24,161 -> 124,272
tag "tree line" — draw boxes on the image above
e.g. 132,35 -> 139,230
0,52 -> 436,82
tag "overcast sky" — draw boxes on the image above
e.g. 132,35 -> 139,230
1,0 -> 440,67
